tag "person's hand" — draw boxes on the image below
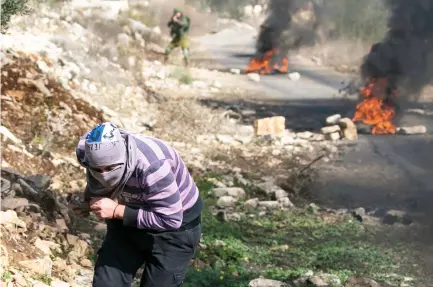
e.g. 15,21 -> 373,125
89,197 -> 118,220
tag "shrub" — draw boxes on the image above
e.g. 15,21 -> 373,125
1,0 -> 31,33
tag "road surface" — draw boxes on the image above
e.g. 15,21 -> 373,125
196,25 -> 433,218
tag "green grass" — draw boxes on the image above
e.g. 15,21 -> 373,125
2,272 -> 12,281
32,274 -> 52,285
183,174 -> 413,287
169,67 -> 193,85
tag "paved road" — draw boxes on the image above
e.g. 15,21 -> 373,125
197,26 -> 433,217
198,26 -> 350,101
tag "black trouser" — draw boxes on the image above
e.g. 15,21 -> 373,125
93,217 -> 201,287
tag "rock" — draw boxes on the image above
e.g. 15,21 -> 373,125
212,81 -> 222,88
296,131 -> 313,140
50,280 -> 70,287
72,268 -> 94,286
147,42 -> 165,54
52,258 -> 68,272
27,174 -> 52,190
72,239 -> 89,259
326,114 -> 341,125
234,135 -> 252,144
1,197 -> 29,210
19,256 -> 52,276
212,187 -> 246,199
405,108 -> 426,115
278,197 -> 294,208
314,273 -> 341,286
227,212 -> 242,221
217,196 -> 237,208
154,70 -> 165,80
65,234 -> 78,247
18,78 -> 52,97
0,210 -> 26,229
80,258 -> 93,268
128,56 -> 136,67
34,238 -> 60,256
253,4 -> 262,15
353,207 -> 365,216
307,276 -> 328,286
244,198 -> 259,209
383,210 -> 412,225
342,127 -> 358,140
396,125 -> 427,135
71,22 -> 84,37
240,109 -> 256,117
249,278 -> 290,287
338,118 -> 358,140
256,180 -> 288,199
281,135 -> 296,145
325,132 -> 341,141
216,134 -> 234,144
344,275 -> 390,287
321,125 -> 341,134
274,188 -> 288,199
254,116 -> 286,137
339,118 -> 356,129
288,72 -> 301,81
0,125 -> 22,144
55,219 -> 69,232
258,201 -> 280,210
192,81 -> 207,88
0,244 -> 8,275
37,60 -> 51,73
152,26 -> 161,34
247,73 -> 260,82
33,282 -> 50,287
13,273 -> 28,286
307,203 -> 319,213
207,178 -> 226,188
230,68 -> 241,75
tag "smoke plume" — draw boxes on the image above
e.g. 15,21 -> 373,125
361,0 -> 433,101
255,0 -> 294,57
254,0 -> 322,63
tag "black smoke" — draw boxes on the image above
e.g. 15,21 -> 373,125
361,0 -> 433,101
254,0 -> 321,62
255,0 -> 294,57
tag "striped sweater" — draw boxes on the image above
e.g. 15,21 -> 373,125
76,130 -> 203,231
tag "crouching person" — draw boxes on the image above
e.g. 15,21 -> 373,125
75,122 -> 203,287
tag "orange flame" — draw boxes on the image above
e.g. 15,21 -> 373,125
352,78 -> 397,134
245,49 -> 289,75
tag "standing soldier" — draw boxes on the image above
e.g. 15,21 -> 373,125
165,8 -> 191,67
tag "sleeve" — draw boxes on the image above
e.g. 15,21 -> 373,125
178,18 -> 187,27
123,160 -> 183,230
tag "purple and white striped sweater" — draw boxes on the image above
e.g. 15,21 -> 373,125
76,130 -> 203,231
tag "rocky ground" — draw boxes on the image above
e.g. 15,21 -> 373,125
0,1 -> 427,287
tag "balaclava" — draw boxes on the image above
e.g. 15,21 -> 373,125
84,122 -> 126,188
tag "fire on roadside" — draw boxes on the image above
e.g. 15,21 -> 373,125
245,48 -> 289,75
352,77 -> 397,135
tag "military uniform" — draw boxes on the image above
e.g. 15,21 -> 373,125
165,8 -> 191,66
